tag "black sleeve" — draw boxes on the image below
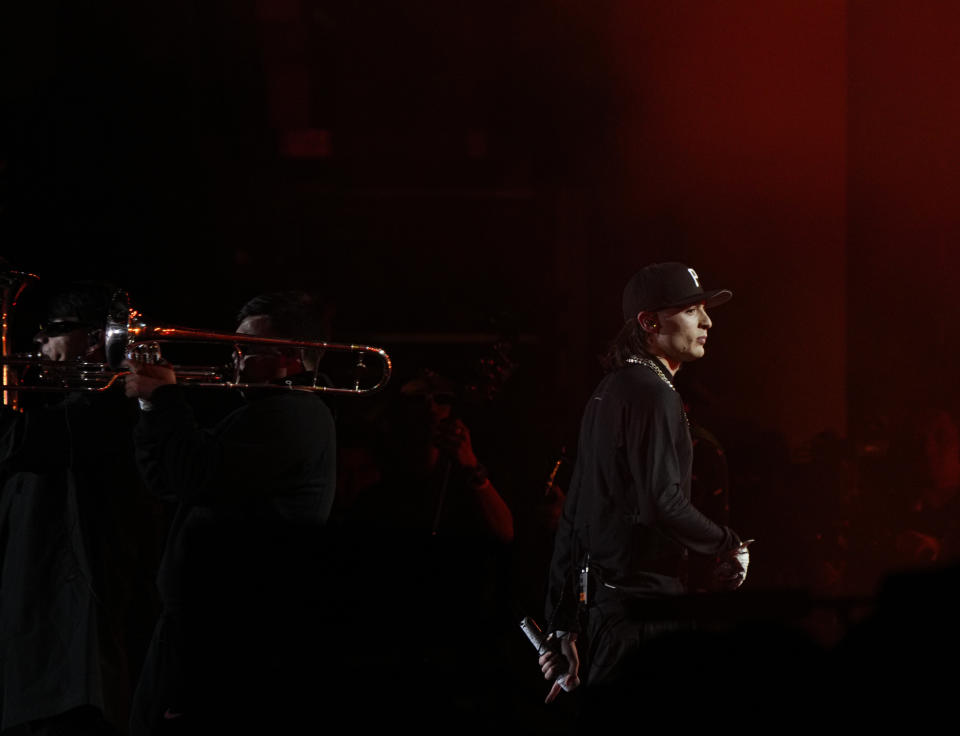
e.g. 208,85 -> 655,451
626,392 -> 738,555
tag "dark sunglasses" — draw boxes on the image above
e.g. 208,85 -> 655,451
36,321 -> 90,337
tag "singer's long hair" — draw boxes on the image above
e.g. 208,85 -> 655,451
600,318 -> 652,373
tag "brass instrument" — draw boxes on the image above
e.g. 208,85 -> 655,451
1,269 -> 40,409
2,289 -> 393,396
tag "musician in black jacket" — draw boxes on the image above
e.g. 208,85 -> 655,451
123,292 -> 336,735
540,263 -> 750,709
0,282 -> 160,736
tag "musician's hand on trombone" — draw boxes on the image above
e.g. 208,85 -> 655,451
121,359 -> 176,401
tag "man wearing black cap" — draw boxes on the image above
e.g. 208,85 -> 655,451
539,262 -> 750,708
0,281 -> 161,736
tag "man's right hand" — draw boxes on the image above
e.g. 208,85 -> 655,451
538,632 -> 581,702
121,359 -> 176,401
713,539 -> 753,590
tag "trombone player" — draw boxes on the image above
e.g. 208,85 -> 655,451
0,280 -> 160,736
122,291 -> 337,735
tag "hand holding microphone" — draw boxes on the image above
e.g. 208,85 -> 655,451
520,617 -> 581,703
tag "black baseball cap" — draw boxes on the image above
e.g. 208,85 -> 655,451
622,262 -> 732,321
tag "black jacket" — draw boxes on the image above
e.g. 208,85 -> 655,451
0,389 -> 160,732
129,384 -> 336,734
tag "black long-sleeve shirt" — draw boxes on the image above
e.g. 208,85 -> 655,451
133,384 -> 336,607
130,384 -> 337,732
546,360 -> 739,632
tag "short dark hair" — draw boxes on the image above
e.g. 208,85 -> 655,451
600,318 -> 651,373
236,291 -> 328,341
46,281 -> 118,328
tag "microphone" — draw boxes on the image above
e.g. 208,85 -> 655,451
519,616 -> 579,703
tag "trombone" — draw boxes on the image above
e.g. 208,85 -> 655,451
2,291 -> 393,397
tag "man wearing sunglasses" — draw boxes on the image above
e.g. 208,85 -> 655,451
34,317 -> 102,362
0,281 -> 161,736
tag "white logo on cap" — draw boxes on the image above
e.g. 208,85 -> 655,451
688,268 -> 701,287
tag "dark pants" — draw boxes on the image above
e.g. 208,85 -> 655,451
129,603 -> 329,736
577,582 -> 695,731
128,614 -> 185,736
584,601 -> 687,686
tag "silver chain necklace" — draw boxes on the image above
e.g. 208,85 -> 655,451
625,356 -> 689,427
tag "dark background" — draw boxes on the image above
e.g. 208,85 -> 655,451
3,1 -> 959,602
